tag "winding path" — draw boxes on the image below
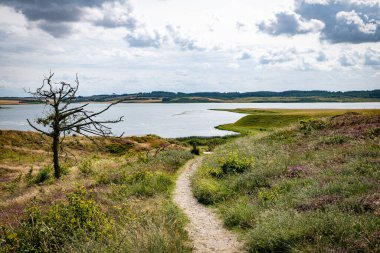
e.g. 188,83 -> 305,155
174,156 -> 245,253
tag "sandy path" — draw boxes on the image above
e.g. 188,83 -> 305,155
174,156 -> 246,253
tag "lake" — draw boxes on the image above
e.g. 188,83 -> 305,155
0,103 -> 379,138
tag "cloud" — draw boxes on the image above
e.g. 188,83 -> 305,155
297,0 -> 380,43
325,10 -> 379,43
364,48 -> 380,65
259,48 -> 297,65
36,21 -> 73,38
257,11 -> 324,36
236,50 -> 252,60
87,1 -> 137,29
0,0 -> 137,37
339,51 -> 360,67
124,26 -> 203,51
125,30 -> 163,48
258,0 -> 380,43
316,51 -> 327,62
166,25 -> 203,51
236,21 -> 246,31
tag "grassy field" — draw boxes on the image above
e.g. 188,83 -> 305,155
223,96 -> 380,103
1,109 -> 379,252
0,131 -> 201,252
192,109 -> 380,252
215,108 -> 380,134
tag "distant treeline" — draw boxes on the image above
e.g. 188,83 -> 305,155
2,90 -> 379,103
74,90 -> 380,102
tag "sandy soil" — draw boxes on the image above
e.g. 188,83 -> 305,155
174,157 -> 246,253
0,100 -> 20,105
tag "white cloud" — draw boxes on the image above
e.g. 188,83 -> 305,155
0,0 -> 378,96
258,11 -> 324,36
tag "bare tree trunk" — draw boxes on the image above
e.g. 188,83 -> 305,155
52,132 -> 60,179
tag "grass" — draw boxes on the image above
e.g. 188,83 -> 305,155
0,130 -> 196,252
192,110 -> 380,252
215,109 -> 380,134
223,96 -> 380,103
1,109 -> 379,252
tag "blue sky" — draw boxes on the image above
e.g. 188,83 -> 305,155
0,0 -> 379,96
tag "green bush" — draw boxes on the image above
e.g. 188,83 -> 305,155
78,159 -> 93,175
321,135 -> 349,145
192,178 -> 227,204
191,147 -> 200,155
257,187 -> 279,205
60,164 -> 70,176
219,152 -> 253,175
300,119 -> 327,132
33,166 -> 52,184
1,187 -> 112,252
105,143 -> 132,155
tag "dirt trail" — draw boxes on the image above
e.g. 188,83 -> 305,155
174,156 -> 245,253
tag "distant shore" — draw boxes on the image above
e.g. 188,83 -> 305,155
1,97 -> 380,105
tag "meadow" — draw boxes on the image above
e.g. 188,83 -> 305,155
0,108 -> 379,252
0,131 -> 198,252
192,109 -> 380,252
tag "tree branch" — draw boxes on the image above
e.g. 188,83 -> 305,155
27,119 -> 52,136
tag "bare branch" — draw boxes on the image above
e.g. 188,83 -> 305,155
27,119 -> 52,136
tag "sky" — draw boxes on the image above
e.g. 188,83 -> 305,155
0,0 -> 379,96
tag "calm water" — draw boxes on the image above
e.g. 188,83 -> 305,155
0,103 -> 379,138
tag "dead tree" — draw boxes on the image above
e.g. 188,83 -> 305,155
26,72 -> 124,179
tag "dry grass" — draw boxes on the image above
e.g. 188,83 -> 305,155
0,130 -> 183,225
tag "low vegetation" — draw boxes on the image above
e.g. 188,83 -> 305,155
1,108 -> 379,252
0,130 -> 194,252
192,110 -> 380,252
216,108 -> 379,134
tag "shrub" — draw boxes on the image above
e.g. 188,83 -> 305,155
192,178 -> 227,205
219,152 -> 253,175
105,143 -> 132,155
321,135 -> 348,145
258,188 -> 279,205
78,159 -> 93,175
1,187 -> 112,252
190,141 -> 200,155
60,164 -> 70,176
300,119 -> 327,132
33,166 -> 51,184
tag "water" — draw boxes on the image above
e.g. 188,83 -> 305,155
0,103 -> 379,138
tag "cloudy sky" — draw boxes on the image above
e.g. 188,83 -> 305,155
0,0 -> 379,96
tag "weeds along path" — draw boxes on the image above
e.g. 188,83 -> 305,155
174,156 -> 245,253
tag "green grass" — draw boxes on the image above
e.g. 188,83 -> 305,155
215,109 -> 380,134
192,111 -> 380,252
223,96 -> 380,103
0,132 -> 194,253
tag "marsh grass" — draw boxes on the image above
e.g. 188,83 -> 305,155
192,112 -> 380,252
